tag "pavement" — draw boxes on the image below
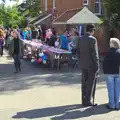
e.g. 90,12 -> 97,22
0,51 -> 120,120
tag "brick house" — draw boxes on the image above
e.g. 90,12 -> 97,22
41,0 -> 102,16
39,0 -> 102,28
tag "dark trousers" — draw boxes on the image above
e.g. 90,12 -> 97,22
81,68 -> 97,105
0,46 -> 3,56
13,53 -> 21,72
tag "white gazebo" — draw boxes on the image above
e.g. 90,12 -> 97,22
52,7 -> 102,34
67,7 -> 101,24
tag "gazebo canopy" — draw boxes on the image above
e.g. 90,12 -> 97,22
67,7 -> 101,24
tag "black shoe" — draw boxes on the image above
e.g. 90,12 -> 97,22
106,105 -> 115,110
83,103 -> 98,107
15,64 -> 19,73
115,108 -> 120,111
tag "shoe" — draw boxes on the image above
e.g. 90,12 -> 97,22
106,105 -> 115,110
83,103 -> 98,107
115,108 -> 120,111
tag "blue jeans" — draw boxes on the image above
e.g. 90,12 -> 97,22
105,75 -> 120,109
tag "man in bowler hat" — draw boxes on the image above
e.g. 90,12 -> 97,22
78,24 -> 99,106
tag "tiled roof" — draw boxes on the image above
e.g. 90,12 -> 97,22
34,14 -> 52,25
53,8 -> 82,24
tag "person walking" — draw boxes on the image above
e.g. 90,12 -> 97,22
9,30 -> 23,73
78,24 -> 99,106
103,38 -> 120,110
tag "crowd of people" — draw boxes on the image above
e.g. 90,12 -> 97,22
21,26 -> 80,53
0,25 -> 81,72
0,24 -> 120,111
4,26 -> 80,52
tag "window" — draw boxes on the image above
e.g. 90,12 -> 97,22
45,0 -> 48,11
53,0 -> 56,8
94,0 -> 101,15
83,0 -> 89,5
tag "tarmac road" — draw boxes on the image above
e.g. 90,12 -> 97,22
0,51 -> 119,120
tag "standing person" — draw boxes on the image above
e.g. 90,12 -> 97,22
37,25 -> 43,40
23,27 -> 28,40
55,36 -> 61,48
103,38 -> 120,110
32,26 -> 38,42
45,29 -> 53,44
5,28 -> 10,49
27,26 -> 32,40
0,29 -> 5,56
60,30 -> 70,50
8,30 -> 14,55
9,30 -> 23,73
70,29 -> 80,55
41,25 -> 46,41
78,24 -> 99,106
48,31 -> 57,47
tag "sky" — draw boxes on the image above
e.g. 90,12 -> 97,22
0,0 -> 23,6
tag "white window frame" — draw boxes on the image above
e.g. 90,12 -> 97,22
83,0 -> 89,5
53,0 -> 56,8
94,0 -> 101,15
45,0 -> 48,11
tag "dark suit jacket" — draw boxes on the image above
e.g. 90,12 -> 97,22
78,33 -> 99,71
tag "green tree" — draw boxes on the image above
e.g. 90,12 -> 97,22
104,0 -> 120,16
19,0 -> 42,17
102,0 -> 120,47
0,4 -> 26,27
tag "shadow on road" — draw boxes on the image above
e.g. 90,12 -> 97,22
0,58 -> 105,94
12,104 -> 110,119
